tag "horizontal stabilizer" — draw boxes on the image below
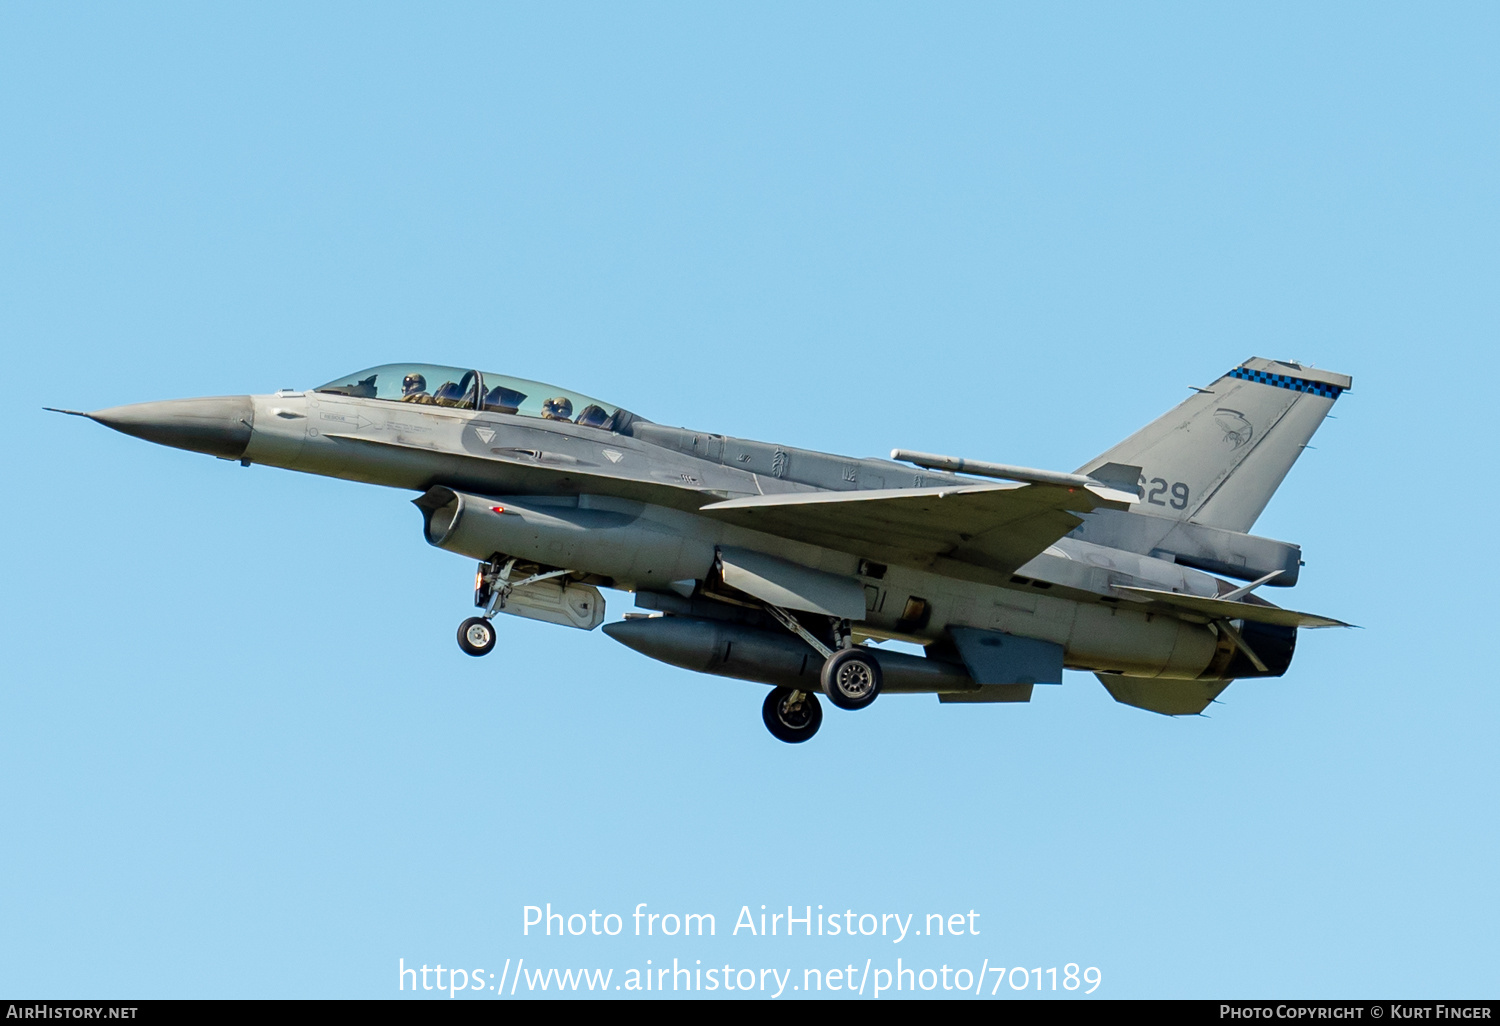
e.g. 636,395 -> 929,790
1112,585 -> 1351,629
1068,514 -> 1302,586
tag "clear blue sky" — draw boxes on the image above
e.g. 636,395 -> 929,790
2,2 -> 1495,999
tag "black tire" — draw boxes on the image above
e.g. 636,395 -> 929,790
457,617 -> 497,656
762,687 -> 823,744
820,647 -> 882,710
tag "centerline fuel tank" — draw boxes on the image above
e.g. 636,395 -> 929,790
603,615 -> 982,696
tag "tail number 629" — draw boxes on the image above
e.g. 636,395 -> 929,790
1138,476 -> 1189,510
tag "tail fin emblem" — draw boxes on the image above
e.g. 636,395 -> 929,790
1214,409 -> 1253,449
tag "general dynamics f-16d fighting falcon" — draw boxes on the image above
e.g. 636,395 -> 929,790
51,358 -> 1352,742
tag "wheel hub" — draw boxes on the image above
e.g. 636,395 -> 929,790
835,661 -> 873,698
777,697 -> 813,729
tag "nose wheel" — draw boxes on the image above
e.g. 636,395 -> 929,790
457,616 -> 496,656
460,556 -> 576,656
762,687 -> 823,743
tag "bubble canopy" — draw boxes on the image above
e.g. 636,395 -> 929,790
313,364 -> 644,432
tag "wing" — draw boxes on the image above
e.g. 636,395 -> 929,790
698,481 -> 1134,578
1111,586 -> 1352,628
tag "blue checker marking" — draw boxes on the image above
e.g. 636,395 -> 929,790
1228,366 -> 1345,399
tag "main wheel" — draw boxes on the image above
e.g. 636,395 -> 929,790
762,687 -> 823,744
457,617 -> 497,656
820,647 -> 882,710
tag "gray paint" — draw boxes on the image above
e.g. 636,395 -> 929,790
603,616 -> 978,695
717,547 -> 867,620
88,397 -> 253,460
949,627 -> 1065,685
1097,674 -> 1232,716
64,355 -> 1352,719
1077,358 -> 1350,534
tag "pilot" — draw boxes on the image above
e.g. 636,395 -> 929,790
540,396 -> 574,421
401,373 -> 435,404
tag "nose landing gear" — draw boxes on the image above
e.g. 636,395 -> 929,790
457,617 -> 496,656
457,555 -> 574,656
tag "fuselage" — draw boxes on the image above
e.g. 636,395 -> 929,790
66,357 -> 1348,733
203,383 -> 1257,683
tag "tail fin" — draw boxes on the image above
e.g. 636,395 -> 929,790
1076,358 -> 1351,533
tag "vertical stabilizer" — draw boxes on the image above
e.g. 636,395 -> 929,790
1076,358 -> 1351,533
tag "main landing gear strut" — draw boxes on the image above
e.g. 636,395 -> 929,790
456,556 -> 571,657
759,604 -> 883,743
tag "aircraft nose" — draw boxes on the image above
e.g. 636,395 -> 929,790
87,396 -> 255,460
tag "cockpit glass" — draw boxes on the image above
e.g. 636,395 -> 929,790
314,364 -> 641,431
314,364 -> 478,407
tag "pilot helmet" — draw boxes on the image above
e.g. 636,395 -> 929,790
541,396 -> 574,420
402,373 -> 428,396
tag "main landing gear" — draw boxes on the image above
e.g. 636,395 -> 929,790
759,604 -> 883,743
457,556 -> 570,657
820,647 -> 882,710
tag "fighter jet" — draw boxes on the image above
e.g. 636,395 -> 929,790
50,357 -> 1351,742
